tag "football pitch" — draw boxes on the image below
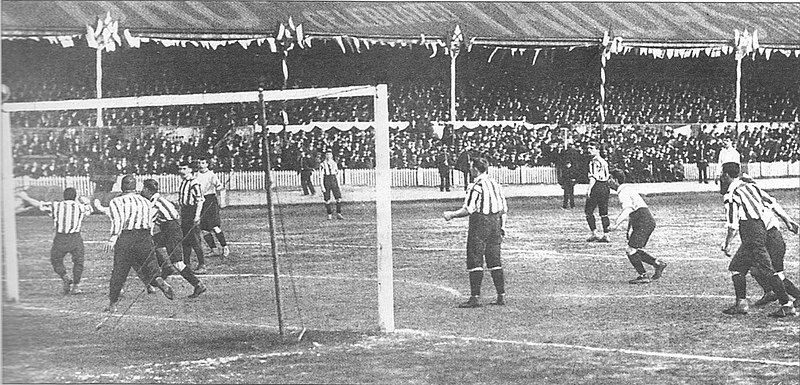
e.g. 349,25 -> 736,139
3,189 -> 799,384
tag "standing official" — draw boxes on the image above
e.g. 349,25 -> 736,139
104,175 -> 173,313
196,157 -> 230,258
559,140 -> 580,209
178,161 -> 207,274
17,187 -> 92,295
320,150 -> 344,220
298,149 -> 317,196
696,136 -> 709,184
608,170 -> 667,284
437,148 -> 452,192
585,142 -> 611,243
142,179 -> 207,298
443,157 -> 508,308
719,168 -> 796,318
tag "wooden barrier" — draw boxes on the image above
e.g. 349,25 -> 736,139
13,163 -> 798,195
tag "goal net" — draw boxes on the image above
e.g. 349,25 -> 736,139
2,85 -> 395,332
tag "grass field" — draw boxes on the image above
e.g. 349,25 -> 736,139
3,189 -> 799,384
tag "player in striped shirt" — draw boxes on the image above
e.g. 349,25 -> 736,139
585,142 -> 611,243
103,175 -> 174,313
178,161 -> 207,274
141,179 -> 207,299
727,175 -> 800,311
320,150 -> 344,220
719,167 -> 796,318
608,170 -> 667,284
196,157 -> 230,258
443,157 -> 508,308
17,187 -> 92,295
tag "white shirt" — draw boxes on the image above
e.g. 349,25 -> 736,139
195,169 -> 222,196
718,146 -> 741,165
616,184 -> 647,211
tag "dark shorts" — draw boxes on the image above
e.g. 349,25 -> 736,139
466,213 -> 503,270
728,219 -> 774,275
627,207 -> 655,249
765,227 -> 786,272
153,220 -> 184,263
200,195 -> 221,230
585,181 -> 610,215
323,175 -> 342,201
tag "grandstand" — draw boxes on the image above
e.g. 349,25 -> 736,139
2,3 -> 800,384
3,3 -> 800,190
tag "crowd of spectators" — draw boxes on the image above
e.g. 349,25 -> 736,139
12,122 -> 799,184
5,39 -> 799,180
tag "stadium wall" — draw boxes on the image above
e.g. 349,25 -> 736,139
14,162 -> 800,200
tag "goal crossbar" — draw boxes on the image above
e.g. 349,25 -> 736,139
1,85 -> 377,112
1,84 -> 395,332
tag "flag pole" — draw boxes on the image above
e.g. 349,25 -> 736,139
450,49 -> 457,129
95,48 -> 103,127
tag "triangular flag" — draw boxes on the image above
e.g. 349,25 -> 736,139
86,24 -> 99,48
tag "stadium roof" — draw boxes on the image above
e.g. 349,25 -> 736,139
2,1 -> 800,48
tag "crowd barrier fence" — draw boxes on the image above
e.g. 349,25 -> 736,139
14,162 -> 800,197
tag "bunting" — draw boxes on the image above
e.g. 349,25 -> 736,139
85,12 -> 121,52
734,29 -> 759,60
449,25 -> 463,57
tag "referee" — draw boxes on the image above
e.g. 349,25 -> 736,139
142,179 -> 207,299
105,175 -> 173,313
178,161 -> 207,274
320,150 -> 344,220
585,142 -> 611,243
443,157 -> 508,308
17,187 -> 92,295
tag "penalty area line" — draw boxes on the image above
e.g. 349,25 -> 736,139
395,329 -> 800,367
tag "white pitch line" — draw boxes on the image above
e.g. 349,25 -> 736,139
10,305 -> 798,369
541,293 -> 732,300
395,329 -> 800,367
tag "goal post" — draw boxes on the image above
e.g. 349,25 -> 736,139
2,110 -> 20,302
1,85 -> 395,332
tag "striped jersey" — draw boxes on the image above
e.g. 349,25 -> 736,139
321,159 -> 339,176
150,193 -> 180,225
462,173 -> 508,215
616,184 -> 647,211
588,155 -> 610,182
178,177 -> 205,207
723,178 -> 768,230
195,169 -> 222,196
40,200 -> 93,234
108,193 -> 153,235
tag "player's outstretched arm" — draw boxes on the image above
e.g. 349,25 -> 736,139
16,191 -> 44,210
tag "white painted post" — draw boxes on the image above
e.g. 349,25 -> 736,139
1,111 -> 20,302
375,84 -> 394,332
735,57 -> 742,124
95,49 -> 104,127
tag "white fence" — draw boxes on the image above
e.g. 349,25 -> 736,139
14,163 -> 799,196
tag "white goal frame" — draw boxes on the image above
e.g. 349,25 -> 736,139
1,85 -> 395,332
